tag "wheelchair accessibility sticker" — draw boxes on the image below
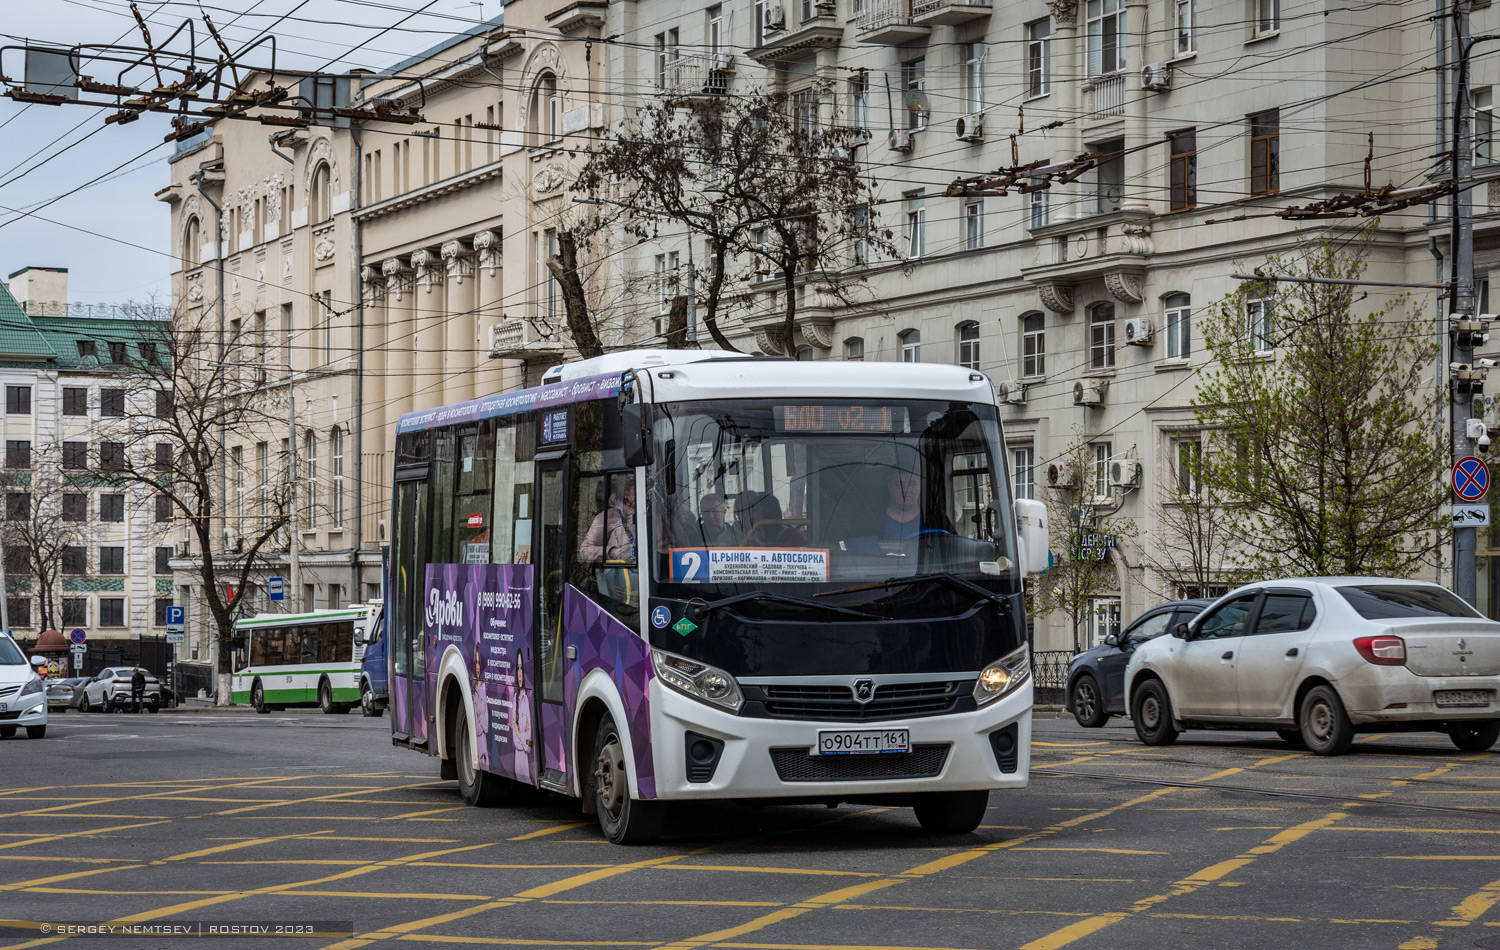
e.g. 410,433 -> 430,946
651,605 -> 671,629
670,547 -> 830,583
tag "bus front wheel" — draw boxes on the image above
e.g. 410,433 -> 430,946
455,711 -> 519,807
360,681 -> 383,717
912,790 -> 990,834
591,713 -> 664,845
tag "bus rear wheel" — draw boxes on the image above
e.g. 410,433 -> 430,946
252,680 -> 270,715
913,790 -> 990,834
318,679 -> 337,714
455,712 -> 520,807
591,713 -> 664,845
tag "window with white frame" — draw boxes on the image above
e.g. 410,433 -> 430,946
1248,296 -> 1274,351
232,446 -> 244,526
753,0 -> 771,41
542,229 -> 559,322
1086,597 -> 1121,648
1254,0 -> 1279,36
849,74 -> 870,131
1027,20 -> 1051,97
331,426 -> 345,527
961,43 -> 985,116
1086,0 -> 1126,76
304,431 -> 318,527
654,31 -> 679,89
1478,88 -> 1494,165
1012,446 -> 1035,500
844,337 -> 864,361
853,204 -> 871,266
1092,442 -> 1112,497
1175,0 -> 1195,54
1029,187 -> 1050,230
1022,313 -> 1045,377
655,251 -> 679,336
1089,303 -> 1116,369
1164,292 -> 1191,359
707,5 -> 724,56
905,192 -> 926,258
957,321 -> 980,369
1174,434 -> 1202,494
965,199 -> 984,250
903,58 -> 927,130
793,88 -> 820,140
900,329 -> 921,362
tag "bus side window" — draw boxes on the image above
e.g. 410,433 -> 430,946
573,471 -> 640,625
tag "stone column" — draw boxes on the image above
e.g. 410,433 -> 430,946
1047,0 -> 1083,221
381,258 -> 414,422
473,229 -> 505,401
441,239 -> 479,404
1120,0 -> 1152,213
410,248 -> 445,410
359,264 -> 389,530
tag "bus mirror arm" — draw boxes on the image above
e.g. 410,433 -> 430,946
621,403 -> 654,468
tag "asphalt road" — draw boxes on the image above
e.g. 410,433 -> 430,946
1,709 -> 1498,950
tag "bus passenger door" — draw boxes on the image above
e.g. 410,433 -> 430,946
391,473 -> 431,748
534,456 -> 570,791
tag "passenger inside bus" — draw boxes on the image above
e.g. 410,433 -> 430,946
733,491 -> 807,547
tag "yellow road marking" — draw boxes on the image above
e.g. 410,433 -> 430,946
394,937 -> 653,947
0,822 -> 168,853
1399,874 -> 1500,948
718,942 -> 995,950
0,866 -> 147,892
290,890 -> 491,900
508,822 -> 590,841
540,899 -> 784,907
383,807 -> 469,821
210,782 -> 437,816
1011,848 -> 1167,855
660,865 -> 879,878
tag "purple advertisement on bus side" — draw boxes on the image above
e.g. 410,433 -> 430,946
423,563 -> 537,786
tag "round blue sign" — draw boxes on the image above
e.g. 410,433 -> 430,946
651,606 -> 671,629
70,628 -> 86,644
1454,456 -> 1490,502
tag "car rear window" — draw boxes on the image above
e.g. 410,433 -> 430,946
1338,585 -> 1481,620
0,638 -> 23,665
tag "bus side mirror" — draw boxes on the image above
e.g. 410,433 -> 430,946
621,404 -> 654,468
1014,499 -> 1049,576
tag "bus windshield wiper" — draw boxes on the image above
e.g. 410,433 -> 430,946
689,591 -> 887,621
815,572 -> 1009,611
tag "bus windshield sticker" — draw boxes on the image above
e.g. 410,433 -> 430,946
464,543 -> 489,564
651,605 -> 671,629
670,547 -> 831,583
542,410 -> 568,443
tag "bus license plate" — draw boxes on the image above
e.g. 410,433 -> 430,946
816,728 -> 909,755
1435,689 -> 1491,707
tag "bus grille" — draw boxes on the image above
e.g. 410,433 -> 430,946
770,744 -> 950,782
756,681 -> 969,721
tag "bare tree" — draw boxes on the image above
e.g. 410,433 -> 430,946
0,470 -> 88,632
1143,439 -> 1238,601
576,85 -> 897,354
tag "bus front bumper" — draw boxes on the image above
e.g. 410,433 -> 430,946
647,678 -> 1031,801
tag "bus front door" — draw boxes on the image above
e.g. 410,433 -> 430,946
534,456 -> 570,791
391,473 -> 431,748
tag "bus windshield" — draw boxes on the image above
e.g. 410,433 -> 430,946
647,398 -> 1017,608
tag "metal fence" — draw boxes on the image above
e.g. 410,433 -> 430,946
1031,649 -> 1077,706
16,636 -> 181,705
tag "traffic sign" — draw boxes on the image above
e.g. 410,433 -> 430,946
71,652 -> 82,671
268,576 -> 285,602
1454,456 -> 1491,502
165,632 -> 185,644
1453,504 -> 1492,527
69,628 -> 86,644
69,643 -> 85,655
165,605 -> 185,635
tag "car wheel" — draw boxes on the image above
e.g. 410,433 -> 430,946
455,710 -> 520,807
1276,729 -> 1305,746
1131,679 -> 1180,746
1299,685 -> 1354,756
360,682 -> 382,718
79,693 -> 91,713
318,679 -> 336,715
912,790 -> 990,834
1071,674 -> 1109,728
1449,721 -> 1500,753
592,712 -> 664,845
26,726 -> 45,739
0,726 -> 14,738
252,680 -> 269,715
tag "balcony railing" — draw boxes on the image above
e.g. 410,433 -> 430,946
1084,74 -> 1125,120
660,53 -> 736,98
912,0 -> 991,24
850,0 -> 929,42
488,320 -> 564,361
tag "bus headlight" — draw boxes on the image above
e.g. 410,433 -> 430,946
652,649 -> 744,714
972,647 -> 1030,707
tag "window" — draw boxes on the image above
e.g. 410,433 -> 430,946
1248,296 -> 1275,351
900,329 -> 921,363
1027,20 -> 1052,97
653,33 -> 678,91
902,59 -> 926,130
154,598 -> 172,627
849,74 -> 869,131
155,443 -> 173,472
1256,594 -> 1316,634
853,204 -> 871,266
100,441 -> 124,471
905,193 -> 926,259
156,390 -> 172,420
4,545 -> 26,576
1089,303 -> 1116,369
62,547 -> 87,575
957,322 -> 980,370
1174,436 -> 1202,494
961,43 -> 985,116
311,163 -> 332,223
304,431 -> 318,527
155,494 -> 172,524
100,598 -> 124,627
1197,595 -> 1257,639
233,445 -> 244,528
100,494 -> 125,522
1249,110 -> 1280,195
76,340 -> 96,359
1093,139 -> 1124,213
540,229 -> 559,322
1022,313 -> 1046,377
258,442 -> 269,529
100,388 -> 125,417
1086,597 -> 1121,648
753,0 -> 773,43
5,440 -> 29,469
63,387 -> 87,416
1175,0 -> 1195,54
1478,89 -> 1494,165
844,338 -> 865,361
1029,187 -> 1050,230
1086,0 -> 1126,76
7,598 -> 30,628
63,493 -> 87,522
1093,442 -> 1113,497
1013,447 -> 1035,500
4,492 -> 28,521
965,199 -> 984,250
655,252 -> 680,336
99,546 -> 125,574
1164,293 -> 1191,359
1168,130 -> 1197,211
155,546 -> 172,575
108,342 -> 126,363
62,442 -> 87,470
5,386 -> 30,414
1254,0 -> 1279,35
707,5 -> 724,57
182,215 -> 201,268
62,598 -> 88,627
317,291 -> 333,365
793,88 -> 820,140
331,427 -> 344,528
544,74 -> 561,142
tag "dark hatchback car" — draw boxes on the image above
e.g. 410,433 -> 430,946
1064,599 -> 1211,727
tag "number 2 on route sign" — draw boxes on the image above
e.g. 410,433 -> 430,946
1454,456 -> 1491,502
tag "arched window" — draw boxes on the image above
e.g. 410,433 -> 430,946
844,337 -> 864,361
182,216 -> 201,268
956,321 -> 980,369
304,431 -> 318,528
900,329 -> 921,363
1164,292 -> 1191,359
1088,303 -> 1115,370
1021,313 -> 1045,377
530,73 -> 561,146
330,427 -> 344,528
795,345 -> 815,362
310,163 -> 332,223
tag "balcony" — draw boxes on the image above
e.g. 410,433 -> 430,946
1083,74 -> 1126,122
913,0 -> 990,26
487,320 -> 564,361
1019,210 -> 1154,315
660,53 -> 736,98
746,13 -> 842,64
851,0 -> 929,44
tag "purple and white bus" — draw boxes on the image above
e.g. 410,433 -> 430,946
386,350 -> 1048,844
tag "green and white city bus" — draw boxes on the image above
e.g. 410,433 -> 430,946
230,605 -> 381,713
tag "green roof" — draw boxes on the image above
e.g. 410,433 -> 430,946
30,313 -> 170,372
0,283 -> 58,361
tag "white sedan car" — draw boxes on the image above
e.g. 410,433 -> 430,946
1124,578 -> 1500,755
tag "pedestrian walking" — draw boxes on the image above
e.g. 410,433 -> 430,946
130,667 -> 146,714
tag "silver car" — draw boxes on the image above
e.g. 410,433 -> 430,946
1124,578 -> 1500,755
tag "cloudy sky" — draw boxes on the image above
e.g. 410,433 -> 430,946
0,1 -> 494,307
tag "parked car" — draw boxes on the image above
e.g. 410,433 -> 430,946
1125,578 -> 1500,755
0,636 -> 47,738
1065,599 -> 1211,727
79,667 -> 162,713
46,676 -> 90,712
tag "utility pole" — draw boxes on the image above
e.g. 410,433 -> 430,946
287,343 -> 300,615
1452,0 -> 1486,605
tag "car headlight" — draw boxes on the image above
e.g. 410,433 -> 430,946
652,649 -> 744,714
19,676 -> 43,698
972,646 -> 1031,707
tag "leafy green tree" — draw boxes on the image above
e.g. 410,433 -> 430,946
1194,228 -> 1446,577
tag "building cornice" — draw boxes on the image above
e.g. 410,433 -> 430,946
353,159 -> 505,221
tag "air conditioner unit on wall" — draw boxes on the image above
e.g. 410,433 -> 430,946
1124,317 -> 1154,345
1047,461 -> 1078,488
1109,458 -> 1142,488
997,380 -> 1027,405
1074,380 -> 1106,406
888,128 -> 914,152
955,114 -> 983,142
766,2 -> 786,29
1141,63 -> 1172,91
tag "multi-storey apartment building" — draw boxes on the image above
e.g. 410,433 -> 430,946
0,267 -> 172,645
